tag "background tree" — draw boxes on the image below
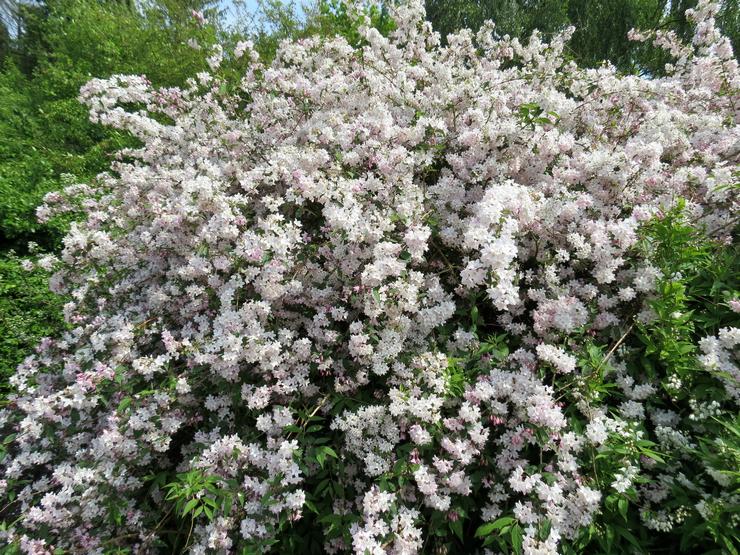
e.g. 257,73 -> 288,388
0,0 -> 220,384
0,0 -> 11,63
425,0 -> 570,44
566,0 -> 666,71
424,0 -> 739,74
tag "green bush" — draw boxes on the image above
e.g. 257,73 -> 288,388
0,255 -> 66,393
0,0 -> 218,252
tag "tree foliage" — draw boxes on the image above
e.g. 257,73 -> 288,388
0,0 -> 219,252
424,0 -> 739,74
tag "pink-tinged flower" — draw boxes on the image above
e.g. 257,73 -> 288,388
191,9 -> 206,25
5,1 -> 738,552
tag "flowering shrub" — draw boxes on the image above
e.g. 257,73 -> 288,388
1,1 -> 739,553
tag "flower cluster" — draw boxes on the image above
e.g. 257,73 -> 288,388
1,1 -> 738,553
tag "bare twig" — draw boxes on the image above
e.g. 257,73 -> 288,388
598,322 -> 635,371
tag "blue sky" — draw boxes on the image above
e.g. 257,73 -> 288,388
218,0 -> 309,30
220,0 -> 260,13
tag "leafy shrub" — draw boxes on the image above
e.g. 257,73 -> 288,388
0,66 -> 62,249
0,255 -> 65,394
0,0 -> 218,251
0,1 -> 738,554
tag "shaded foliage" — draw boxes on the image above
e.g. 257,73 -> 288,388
424,0 -> 739,74
0,255 -> 66,390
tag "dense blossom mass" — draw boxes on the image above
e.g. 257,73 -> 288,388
1,0 -> 738,553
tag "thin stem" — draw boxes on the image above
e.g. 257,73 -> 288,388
598,322 -> 635,372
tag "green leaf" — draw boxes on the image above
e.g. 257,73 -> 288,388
316,478 -> 331,494
511,524 -> 523,555
182,498 -> 199,517
372,287 -> 382,304
475,516 -> 515,537
615,526 -> 642,551
470,305 -> 479,327
617,497 -> 628,521
539,519 -> 552,541
320,446 -> 338,459
450,519 -> 464,542
114,366 -> 126,384
640,449 -> 666,464
116,397 -> 132,413
304,499 -> 319,514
